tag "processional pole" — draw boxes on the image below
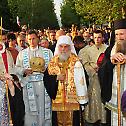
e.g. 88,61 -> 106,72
113,60 -> 125,126
0,17 -> 13,126
0,17 -> 2,40
117,62 -> 121,126
113,40 -> 126,126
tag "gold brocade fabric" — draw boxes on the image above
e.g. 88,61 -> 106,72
80,45 -> 107,123
57,111 -> 73,126
48,53 -> 80,111
84,75 -> 106,123
30,57 -> 45,72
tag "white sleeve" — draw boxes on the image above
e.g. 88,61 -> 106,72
15,51 -> 25,76
49,49 -> 53,60
111,44 -> 116,56
74,61 -> 88,104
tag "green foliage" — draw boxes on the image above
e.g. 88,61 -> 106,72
61,0 -> 80,28
74,0 -> 126,25
2,0 -> 126,30
7,0 -> 59,29
30,0 -> 59,29
0,0 -> 11,29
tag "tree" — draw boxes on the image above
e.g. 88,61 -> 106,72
8,0 -> 19,22
31,0 -> 59,29
74,0 -> 126,25
0,0 -> 11,29
61,0 -> 81,28
8,0 -> 59,29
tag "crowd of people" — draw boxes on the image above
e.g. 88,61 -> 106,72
0,18 -> 126,126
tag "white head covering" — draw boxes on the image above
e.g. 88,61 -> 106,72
54,35 -> 77,56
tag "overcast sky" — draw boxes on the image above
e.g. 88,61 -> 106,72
54,0 -> 63,27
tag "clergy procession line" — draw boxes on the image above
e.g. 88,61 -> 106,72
0,19 -> 126,126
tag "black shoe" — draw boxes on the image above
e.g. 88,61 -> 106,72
100,123 -> 109,126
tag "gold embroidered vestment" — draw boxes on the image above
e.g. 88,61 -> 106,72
48,53 -> 80,111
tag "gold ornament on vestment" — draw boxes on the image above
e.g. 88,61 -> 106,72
30,57 -> 45,73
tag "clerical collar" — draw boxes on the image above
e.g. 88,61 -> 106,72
30,46 -> 39,51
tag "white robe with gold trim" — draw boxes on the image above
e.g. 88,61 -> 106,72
15,46 -> 53,126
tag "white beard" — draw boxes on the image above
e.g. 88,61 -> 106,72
59,51 -> 70,62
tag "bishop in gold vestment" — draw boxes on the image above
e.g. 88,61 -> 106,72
48,35 -> 88,126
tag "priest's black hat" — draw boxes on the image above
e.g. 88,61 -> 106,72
114,19 -> 126,30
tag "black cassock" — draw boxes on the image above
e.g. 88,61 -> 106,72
98,46 -> 115,103
8,74 -> 25,126
98,46 -> 115,125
